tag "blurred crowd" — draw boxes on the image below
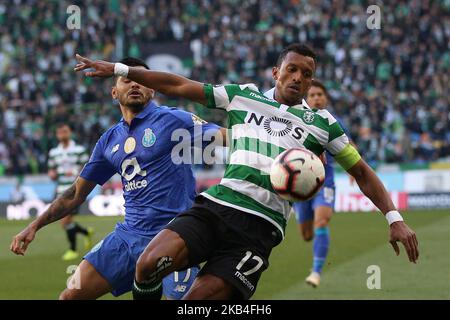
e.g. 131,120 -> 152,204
0,0 -> 449,175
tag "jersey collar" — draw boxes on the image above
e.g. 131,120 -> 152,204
134,101 -> 158,120
263,87 -> 311,110
119,101 -> 157,124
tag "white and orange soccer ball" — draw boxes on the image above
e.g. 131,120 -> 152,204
270,148 -> 325,202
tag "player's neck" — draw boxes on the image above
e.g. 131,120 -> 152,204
274,90 -> 303,107
61,140 -> 71,148
120,104 -> 144,125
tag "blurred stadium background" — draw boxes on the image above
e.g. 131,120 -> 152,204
0,0 -> 449,299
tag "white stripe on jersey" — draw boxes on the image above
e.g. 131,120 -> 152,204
229,149 -> 274,175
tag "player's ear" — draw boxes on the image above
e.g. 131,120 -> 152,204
111,86 -> 117,99
149,89 -> 155,99
306,79 -> 313,92
272,66 -> 279,81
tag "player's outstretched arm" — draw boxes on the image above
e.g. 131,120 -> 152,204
10,177 -> 96,256
347,159 -> 419,263
74,54 -> 207,105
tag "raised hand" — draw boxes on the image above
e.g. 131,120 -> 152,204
74,54 -> 115,78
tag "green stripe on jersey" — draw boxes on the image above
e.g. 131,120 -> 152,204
228,110 -> 247,126
328,121 -> 345,142
204,83 -> 281,111
49,151 -> 86,157
237,89 -> 281,109
203,83 -> 216,109
224,84 -> 242,102
224,164 -> 275,193
302,134 -> 325,156
204,184 -> 286,235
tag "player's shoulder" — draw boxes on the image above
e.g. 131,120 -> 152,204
157,105 -> 187,119
158,105 -> 204,126
96,123 -> 121,147
232,83 -> 262,97
314,109 -> 338,126
72,141 -> 87,153
237,83 -> 260,92
156,105 -> 181,115
212,83 -> 261,95
48,146 -> 59,156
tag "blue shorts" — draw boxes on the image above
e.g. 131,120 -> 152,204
84,223 -> 199,299
293,186 -> 335,224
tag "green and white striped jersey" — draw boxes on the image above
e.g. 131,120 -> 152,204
201,83 -> 361,241
48,140 -> 89,196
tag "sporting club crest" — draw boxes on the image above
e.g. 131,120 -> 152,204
303,111 -> 315,124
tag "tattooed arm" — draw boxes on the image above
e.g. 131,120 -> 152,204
10,177 -> 96,256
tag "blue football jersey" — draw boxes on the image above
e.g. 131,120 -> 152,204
80,101 -> 220,236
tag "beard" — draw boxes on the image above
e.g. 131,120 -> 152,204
119,94 -> 150,112
126,100 -> 146,112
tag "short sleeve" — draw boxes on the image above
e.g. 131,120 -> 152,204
316,111 -> 360,169
314,109 -> 348,156
203,83 -> 257,110
79,138 -> 115,185
203,84 -> 232,109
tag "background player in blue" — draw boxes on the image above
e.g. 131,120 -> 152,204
10,57 -> 222,300
293,80 -> 351,288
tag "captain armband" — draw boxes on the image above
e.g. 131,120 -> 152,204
334,144 -> 361,171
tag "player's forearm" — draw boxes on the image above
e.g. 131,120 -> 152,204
350,162 -> 396,214
127,68 -> 206,104
127,68 -> 182,94
31,184 -> 84,231
75,54 -> 207,104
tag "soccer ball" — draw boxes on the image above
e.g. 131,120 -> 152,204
270,148 -> 325,202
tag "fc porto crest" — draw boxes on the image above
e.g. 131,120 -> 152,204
142,128 -> 156,147
303,111 -> 315,124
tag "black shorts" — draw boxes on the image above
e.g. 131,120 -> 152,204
165,195 -> 280,300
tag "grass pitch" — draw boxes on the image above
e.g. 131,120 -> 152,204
1,210 -> 449,299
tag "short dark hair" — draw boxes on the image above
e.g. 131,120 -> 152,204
115,57 -> 149,84
309,79 -> 329,97
276,43 -> 316,67
56,122 -> 71,130
119,57 -> 150,69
